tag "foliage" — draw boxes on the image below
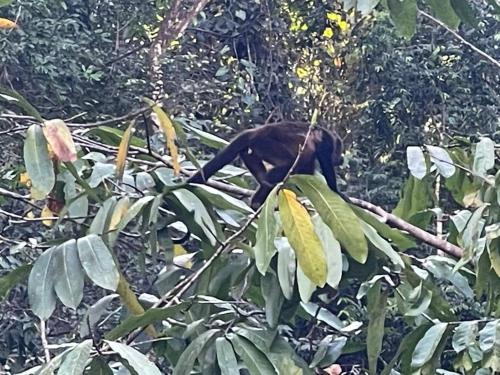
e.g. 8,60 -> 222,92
0,0 -> 499,374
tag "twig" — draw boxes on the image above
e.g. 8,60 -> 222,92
419,10 -> 500,69
40,320 -> 51,363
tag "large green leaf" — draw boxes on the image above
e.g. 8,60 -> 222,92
173,329 -> 220,375
254,186 -> 279,275
426,145 -> 456,178
229,334 -> 278,375
450,0 -> 478,26
366,281 -> 388,375
58,340 -> 92,375
393,175 -> 433,224
106,303 -> 187,340
54,240 -> 85,309
452,321 -> 478,353
411,323 -> 448,368
361,222 -> 404,268
290,175 -> 368,264
77,234 -> 119,291
216,337 -> 239,375
473,137 -> 495,177
28,247 -> 58,320
106,341 -> 162,375
387,0 -> 417,39
261,272 -> 284,328
23,125 -> 55,199
427,0 -> 460,28
233,326 -> 277,353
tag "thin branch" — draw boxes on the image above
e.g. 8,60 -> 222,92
419,10 -> 500,69
40,320 -> 51,363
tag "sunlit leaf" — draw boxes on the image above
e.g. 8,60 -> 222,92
279,189 -> 326,286
367,280 -> 388,374
276,238 -> 296,299
452,321 -> 478,353
473,137 -> 495,176
254,186 -> 279,275
23,125 -> 55,199
312,215 -> 342,288
115,121 -> 135,181
54,239 -> 84,309
58,340 -> 92,375
407,146 -> 427,179
411,323 -> 448,367
41,204 -> 54,227
0,17 -> 16,29
426,145 -> 456,178
43,119 -> 77,162
290,175 -> 368,264
28,247 -> 58,320
361,222 -> 404,267
261,272 -> 284,328
106,341 -> 162,375
77,234 -> 119,291
144,98 -> 180,175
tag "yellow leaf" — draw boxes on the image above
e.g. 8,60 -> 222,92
116,276 -> 157,338
41,205 -> 54,227
26,210 -> 35,219
0,18 -> 17,29
327,12 -> 342,23
19,172 -> 31,187
43,119 -> 77,162
338,20 -> 349,32
323,27 -> 334,39
296,67 -> 309,79
278,189 -> 327,286
144,99 -> 180,175
115,122 -> 135,181
109,197 -> 130,231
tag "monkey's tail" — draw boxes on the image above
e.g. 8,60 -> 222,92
188,131 -> 252,183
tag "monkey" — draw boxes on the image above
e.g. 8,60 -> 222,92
188,122 -> 346,210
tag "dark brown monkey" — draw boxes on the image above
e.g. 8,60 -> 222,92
188,122 -> 345,209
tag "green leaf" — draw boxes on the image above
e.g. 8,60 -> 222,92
216,337 -> 239,375
89,197 -> 117,235
106,341 -> 162,375
54,240 -> 85,309
411,323 -> 448,367
387,0 -> 417,39
296,264 -> 315,302
367,281 -> 388,375
393,175 -> 433,224
229,334 -> 278,375
254,186 -> 279,275
117,196 -> 155,231
185,124 -> 229,149
357,0 -> 381,15
233,326 -> 277,353
105,303 -> 187,340
77,234 -> 119,291
261,272 -> 284,328
85,358 -> 113,375
276,238 -> 296,299
426,145 -> 456,178
173,329 -> 220,375
312,215 -> 343,288
361,222 -> 404,268
452,321 -> 478,353
0,264 -> 31,301
24,125 -> 55,199
192,184 -> 253,213
0,86 -> 43,122
279,189 -> 327,286
479,320 -> 498,352
79,294 -> 119,337
473,137 -> 495,176
301,302 -> 345,331
28,247 -> 58,320
290,175 -> 368,264
427,0 -> 460,28
351,206 -> 416,250
450,0 -> 478,26
172,189 -> 218,246
58,340 -> 92,375
407,146 -> 427,179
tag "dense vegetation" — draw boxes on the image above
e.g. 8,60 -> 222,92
0,0 -> 499,374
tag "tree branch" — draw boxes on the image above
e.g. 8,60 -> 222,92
419,10 -> 500,70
